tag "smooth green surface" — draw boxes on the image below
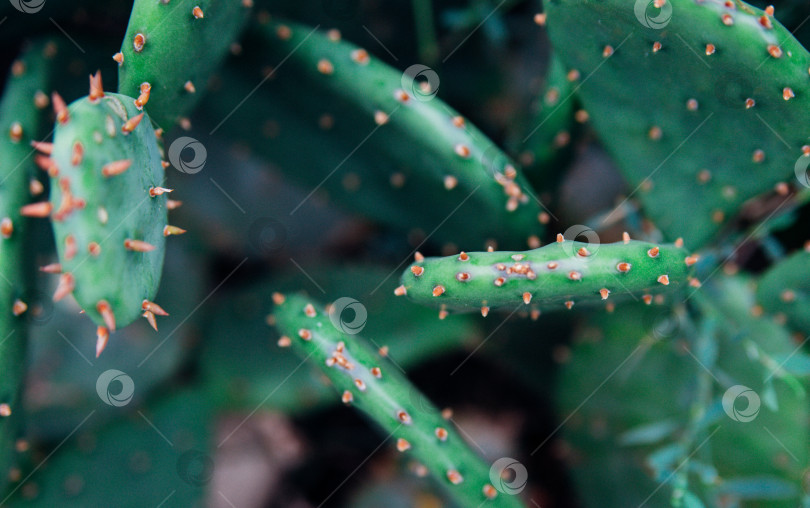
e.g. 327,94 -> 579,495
401,240 -> 692,312
50,92 -> 166,328
544,0 -> 810,247
273,293 -> 525,508
118,0 -> 251,128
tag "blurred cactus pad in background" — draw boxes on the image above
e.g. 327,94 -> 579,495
2,0 -> 810,506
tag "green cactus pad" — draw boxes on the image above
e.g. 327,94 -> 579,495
756,247 -> 810,336
46,88 -> 167,334
8,389 -> 214,507
272,293 -> 525,508
117,0 -> 251,128
543,0 -> 810,247
513,50 -> 577,186
399,239 -> 694,313
202,265 -> 481,415
211,20 -> 545,250
0,39 -> 56,496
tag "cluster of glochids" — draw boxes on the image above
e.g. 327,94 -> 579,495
22,72 -> 181,357
270,293 -> 525,508
396,233 -> 699,318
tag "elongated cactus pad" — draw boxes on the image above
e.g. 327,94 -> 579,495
513,50 -> 576,185
399,238 -> 695,313
272,293 -> 525,508
756,246 -> 810,336
0,39 -> 55,496
212,20 -> 544,250
543,0 -> 810,247
117,0 -> 251,128
38,80 -> 168,349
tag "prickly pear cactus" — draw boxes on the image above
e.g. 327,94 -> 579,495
117,0 -> 251,128
33,78 -> 169,352
543,0 -> 810,247
756,246 -> 810,336
0,39 -> 55,496
399,238 -> 695,313
272,293 -> 525,508
9,389 -> 214,507
513,50 -> 576,186
204,265 -> 480,414
212,20 -> 545,250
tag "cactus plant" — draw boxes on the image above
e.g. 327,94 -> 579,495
2,0 -> 810,506
209,19 -> 545,249
271,292 -> 524,507
399,238 -> 695,313
0,38 -> 56,497
117,0 -> 252,129
543,0 -> 810,247
756,245 -> 810,337
31,78 -> 170,355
